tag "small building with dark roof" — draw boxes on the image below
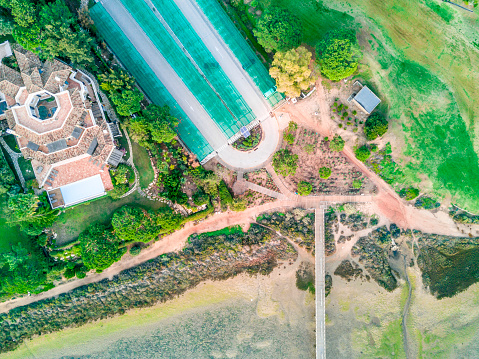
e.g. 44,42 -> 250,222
352,86 -> 381,114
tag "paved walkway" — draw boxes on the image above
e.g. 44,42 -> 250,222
315,206 -> 327,359
0,137 -> 26,191
244,181 -> 287,200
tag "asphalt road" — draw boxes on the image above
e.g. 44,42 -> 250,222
100,0 -> 228,151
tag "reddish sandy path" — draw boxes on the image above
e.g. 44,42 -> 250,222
0,81 -> 467,313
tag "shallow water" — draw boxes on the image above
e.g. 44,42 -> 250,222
31,299 -> 312,359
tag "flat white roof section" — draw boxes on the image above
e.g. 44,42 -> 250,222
60,174 -> 106,207
0,41 -> 12,60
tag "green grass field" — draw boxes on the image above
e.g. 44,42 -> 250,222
51,192 -> 165,245
255,0 -> 479,211
131,140 -> 155,189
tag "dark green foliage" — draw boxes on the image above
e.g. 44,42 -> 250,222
364,112 -> 388,141
354,145 -> 371,162
78,224 -> 124,272
318,166 -> 331,179
190,167 -> 220,196
111,205 -> 182,243
325,274 -> 332,297
129,244 -> 142,257
0,224 -> 296,354
414,196 -> 440,210
257,209 -> 316,254
283,121 -> 297,145
328,134 -> 345,152
272,148 -> 298,176
399,187 -> 419,200
233,127 -> 261,151
367,143 -> 404,185
192,189 -> 209,206
162,169 -> 187,204
0,150 -> 15,195
111,89 -> 143,117
6,193 -> 58,235
253,7 -> 302,52
0,241 -> 50,297
296,261 -> 315,294
143,104 -> 178,144
351,226 -> 398,291
297,181 -> 312,196
416,231 -> 479,298
334,260 -> 366,282
218,180 -> 233,207
316,29 -> 360,81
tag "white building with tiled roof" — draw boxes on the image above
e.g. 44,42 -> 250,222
0,46 -> 121,208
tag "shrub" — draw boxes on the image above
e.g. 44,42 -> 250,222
231,198 -> 247,212
364,112 -> 388,140
354,145 -> 371,162
352,179 -> 363,189
192,190 -> 209,206
318,167 -> 332,179
129,245 -> 142,257
297,181 -> 312,196
329,135 -> 345,151
272,149 -> 298,177
415,196 -> 440,210
399,187 -> 419,200
218,180 -> 233,207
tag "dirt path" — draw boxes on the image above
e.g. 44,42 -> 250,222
401,255 -> 414,359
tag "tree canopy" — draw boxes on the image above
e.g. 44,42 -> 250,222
269,46 -> 314,98
253,8 -> 302,52
78,224 -> 124,272
354,145 -> 371,162
316,29 -> 360,81
6,193 -> 58,235
364,112 -> 388,141
297,181 -> 312,196
2,0 -> 93,63
111,206 -> 182,243
111,89 -> 143,117
0,150 -> 15,195
272,148 -> 298,177
143,105 -> 178,144
328,135 -> 345,152
318,166 -> 332,179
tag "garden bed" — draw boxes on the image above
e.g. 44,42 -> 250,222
279,125 -> 376,195
244,168 -> 281,192
232,125 -> 263,152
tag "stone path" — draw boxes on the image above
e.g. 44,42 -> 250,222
243,181 -> 287,200
0,137 -> 26,191
315,205 -> 327,359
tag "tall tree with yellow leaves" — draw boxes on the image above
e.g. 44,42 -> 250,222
269,46 -> 315,98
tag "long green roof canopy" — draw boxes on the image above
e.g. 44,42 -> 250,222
90,0 -> 282,162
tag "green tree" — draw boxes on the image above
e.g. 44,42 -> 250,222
0,17 -> 14,36
253,7 -> 302,52
111,89 -> 143,117
125,117 -> 150,148
272,149 -> 298,176
190,167 -> 220,196
129,245 -> 142,256
0,151 -> 15,195
10,0 -> 36,27
354,145 -> 371,162
143,105 -> 178,144
192,189 -> 209,206
328,135 -> 345,152
364,112 -> 388,141
318,166 -> 332,179
297,181 -> 312,196
78,224 -> 124,272
270,46 -> 314,98
99,69 -> 134,93
316,29 -> 360,81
